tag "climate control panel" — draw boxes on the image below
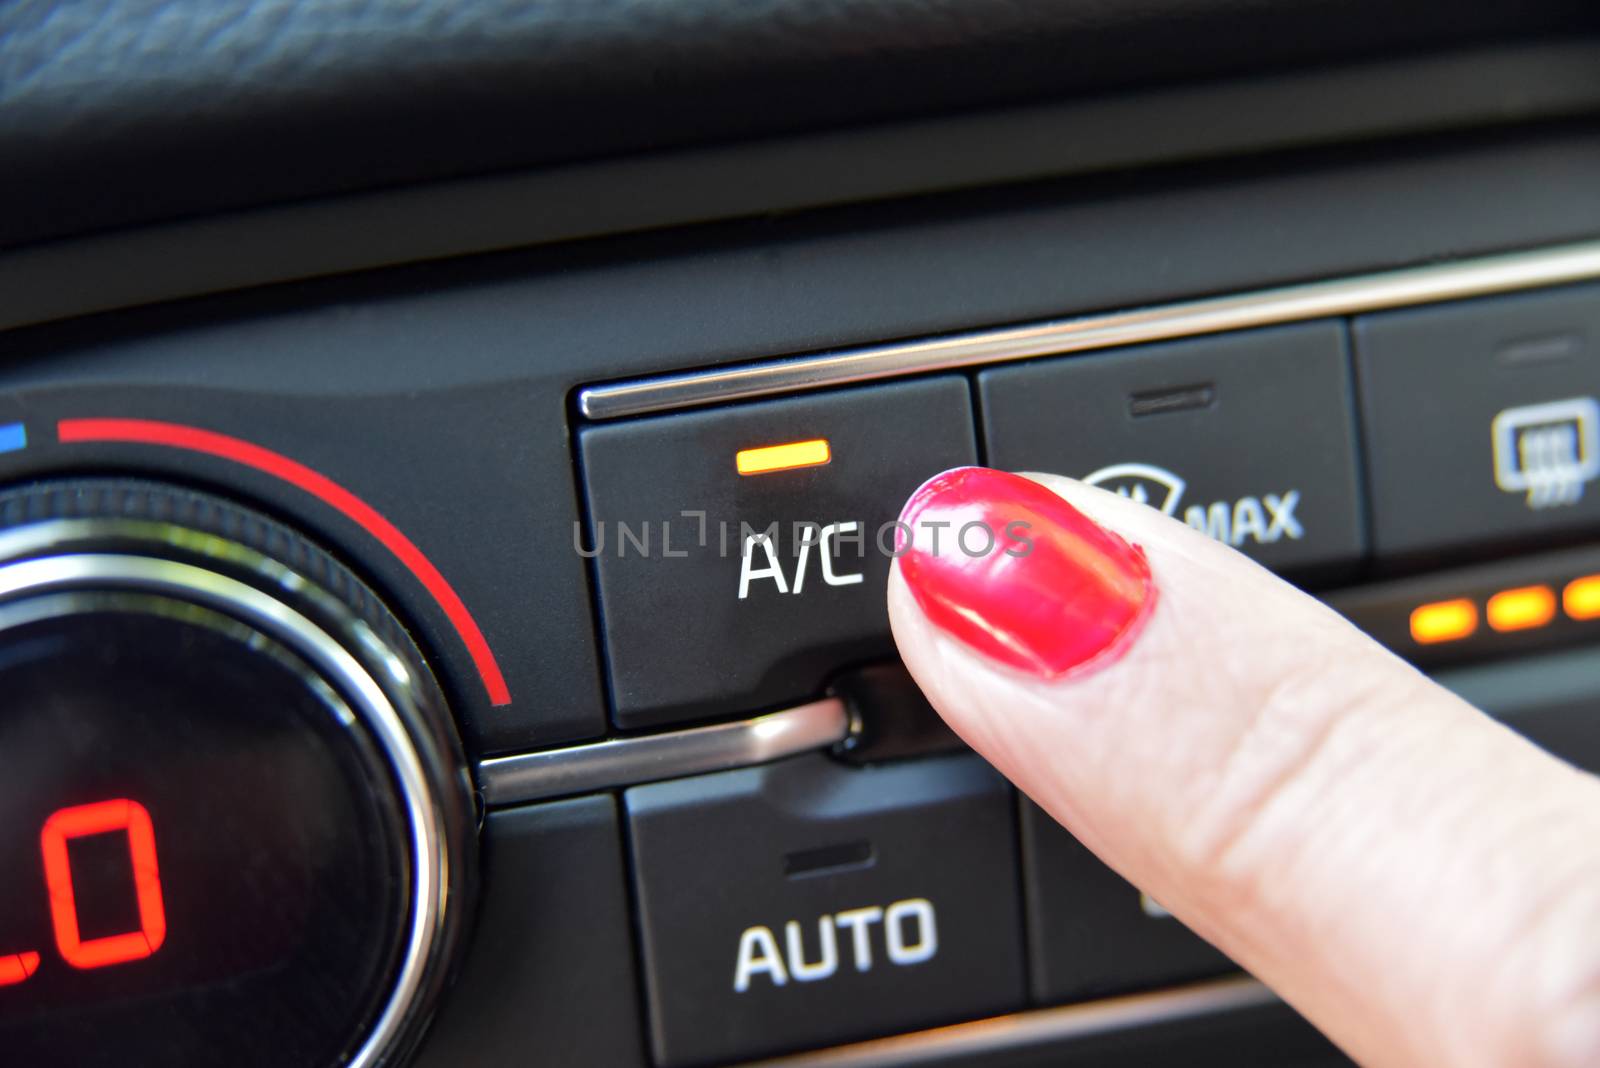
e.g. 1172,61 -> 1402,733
1,235 -> 1598,1068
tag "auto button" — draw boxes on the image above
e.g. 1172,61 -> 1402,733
625,753 -> 1025,1066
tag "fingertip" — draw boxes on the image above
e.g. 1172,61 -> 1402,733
893,466 -> 1157,680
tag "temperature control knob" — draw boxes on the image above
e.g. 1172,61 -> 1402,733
0,480 -> 475,1068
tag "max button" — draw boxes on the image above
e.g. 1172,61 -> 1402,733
979,321 -> 1364,577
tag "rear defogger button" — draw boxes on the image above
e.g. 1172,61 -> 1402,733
625,753 -> 1026,1067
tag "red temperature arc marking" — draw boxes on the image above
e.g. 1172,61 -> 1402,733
0,951 -> 39,986
57,418 -> 511,706
41,799 -> 167,969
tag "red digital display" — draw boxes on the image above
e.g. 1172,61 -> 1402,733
42,799 -> 168,970
0,606 -> 409,1068
2,799 -> 168,986
0,952 -> 40,987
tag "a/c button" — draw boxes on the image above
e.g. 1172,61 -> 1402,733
580,377 -> 977,730
625,753 -> 1025,1067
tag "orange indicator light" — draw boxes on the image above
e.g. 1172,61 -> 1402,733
1409,598 -> 1478,644
736,438 -> 831,476
1486,585 -> 1557,632
1565,575 -> 1600,621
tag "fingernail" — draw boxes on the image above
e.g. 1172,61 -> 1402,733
896,467 -> 1155,678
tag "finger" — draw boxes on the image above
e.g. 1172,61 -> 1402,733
887,466 -> 1600,1068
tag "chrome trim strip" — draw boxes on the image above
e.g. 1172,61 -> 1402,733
579,238 -> 1600,419
0,548 -> 447,1068
478,697 -> 851,806
742,976 -> 1278,1067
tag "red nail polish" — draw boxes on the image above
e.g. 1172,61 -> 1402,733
896,467 -> 1155,678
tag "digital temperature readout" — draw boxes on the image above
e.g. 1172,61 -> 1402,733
0,483 -> 474,1068
0,600 -> 411,1068
1,799 -> 167,987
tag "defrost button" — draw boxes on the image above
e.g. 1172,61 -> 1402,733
1354,283 -> 1600,562
979,322 -> 1363,576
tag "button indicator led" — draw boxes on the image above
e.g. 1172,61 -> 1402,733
1486,585 -> 1557,632
1565,574 -> 1600,621
1409,598 -> 1478,644
736,439 -> 831,476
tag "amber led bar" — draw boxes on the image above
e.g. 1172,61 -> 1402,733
735,438 -> 832,476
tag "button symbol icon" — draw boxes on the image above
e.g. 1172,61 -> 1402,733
1082,462 -> 1304,548
732,898 -> 939,993
737,522 -> 865,600
1138,892 -> 1173,919
1081,463 -> 1187,516
1491,397 -> 1600,510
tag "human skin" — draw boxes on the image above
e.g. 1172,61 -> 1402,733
889,469 -> 1600,1068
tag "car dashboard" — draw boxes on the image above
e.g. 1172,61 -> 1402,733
2,3 -> 1600,1066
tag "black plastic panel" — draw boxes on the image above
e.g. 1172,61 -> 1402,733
413,796 -> 646,1068
4,0 -> 1597,250
1021,801 -> 1235,1005
0,383 -> 606,756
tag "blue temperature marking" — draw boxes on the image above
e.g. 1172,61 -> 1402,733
0,423 -> 25,453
